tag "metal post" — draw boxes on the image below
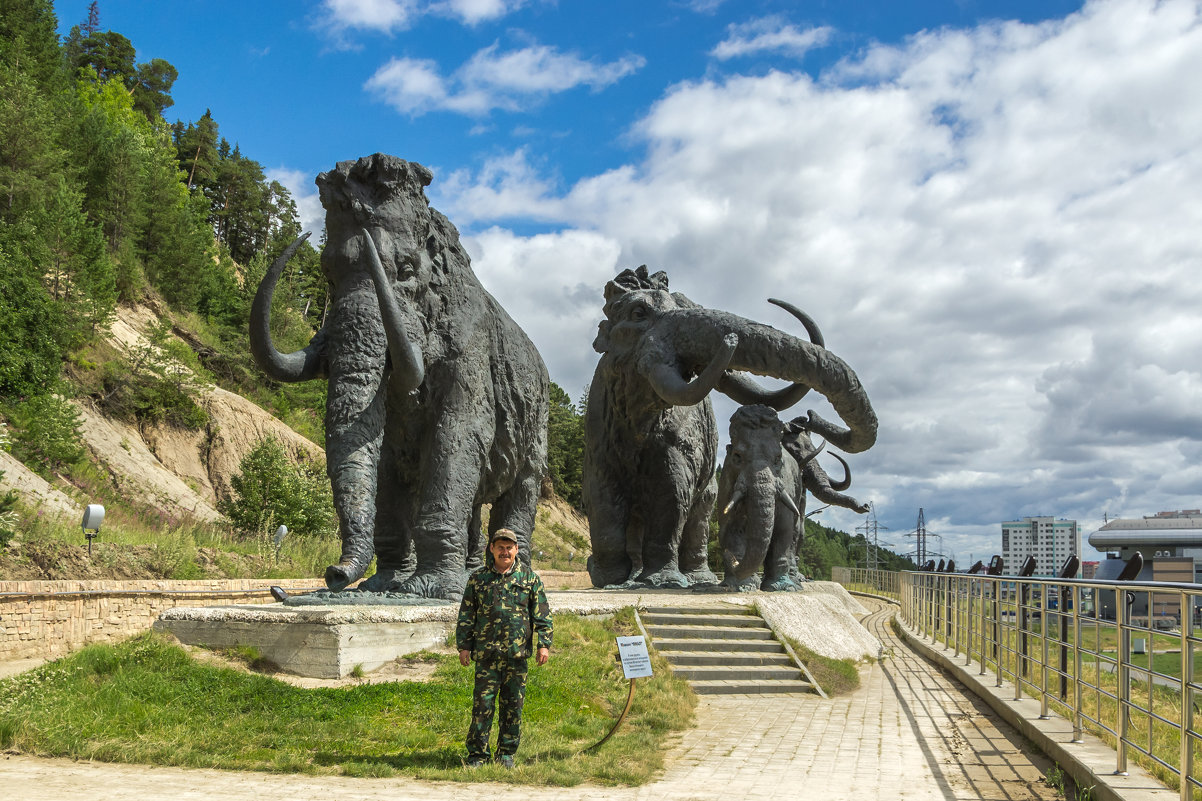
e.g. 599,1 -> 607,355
1181,589 -> 1193,801
1040,582 -> 1050,719
965,578 -> 974,667
980,579 -> 989,676
1060,580 -> 1070,701
1072,584 -> 1083,742
996,583 -> 1005,688
1117,589 -> 1130,775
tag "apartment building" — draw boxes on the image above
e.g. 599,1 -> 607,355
1001,516 -> 1080,577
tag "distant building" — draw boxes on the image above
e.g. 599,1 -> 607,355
1001,516 -> 1080,577
1081,561 -> 1099,579
1087,509 -> 1202,619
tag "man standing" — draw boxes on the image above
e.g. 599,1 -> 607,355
456,528 -> 553,768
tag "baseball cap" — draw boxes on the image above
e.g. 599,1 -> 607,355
490,529 -> 519,544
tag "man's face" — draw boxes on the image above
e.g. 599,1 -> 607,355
490,539 -> 518,571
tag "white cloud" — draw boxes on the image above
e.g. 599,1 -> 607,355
433,0 -> 1202,563
711,17 -> 835,60
321,0 -> 416,34
366,44 -> 645,116
318,0 -> 524,36
266,167 -> 325,241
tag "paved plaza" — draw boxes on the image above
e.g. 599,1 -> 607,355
0,598 -> 1067,800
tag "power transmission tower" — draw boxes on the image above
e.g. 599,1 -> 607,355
907,508 -> 928,566
856,503 -> 892,570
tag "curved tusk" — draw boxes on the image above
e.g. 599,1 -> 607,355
723,486 -> 746,516
827,451 -> 854,492
776,483 -> 801,518
249,233 -> 326,383
361,229 -> 424,392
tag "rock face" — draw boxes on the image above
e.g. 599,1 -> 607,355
0,450 -> 80,520
57,301 -> 327,526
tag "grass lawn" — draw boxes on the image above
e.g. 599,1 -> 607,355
0,609 -> 694,785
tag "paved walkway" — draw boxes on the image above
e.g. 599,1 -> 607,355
0,599 -> 1059,800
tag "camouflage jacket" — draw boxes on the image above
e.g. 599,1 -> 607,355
455,563 -> 553,660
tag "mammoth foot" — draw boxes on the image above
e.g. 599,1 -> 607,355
761,574 -> 801,592
397,570 -> 470,601
720,574 -> 761,593
324,558 -> 371,592
587,556 -> 632,589
635,568 -> 690,589
359,567 -> 414,593
684,568 -> 720,587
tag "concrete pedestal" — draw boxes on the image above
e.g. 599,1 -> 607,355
154,602 -> 457,679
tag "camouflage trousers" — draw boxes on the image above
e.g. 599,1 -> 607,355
466,654 -> 529,759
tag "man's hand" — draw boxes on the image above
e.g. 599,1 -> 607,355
536,647 -> 550,666
459,649 -> 471,666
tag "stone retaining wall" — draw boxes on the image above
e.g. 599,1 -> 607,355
0,578 -> 323,662
0,571 -> 592,663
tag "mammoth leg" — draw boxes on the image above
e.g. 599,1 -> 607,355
489,467 -> 540,570
762,503 -> 801,592
634,454 -> 692,588
361,445 -> 416,592
679,472 -> 719,586
584,473 -> 633,588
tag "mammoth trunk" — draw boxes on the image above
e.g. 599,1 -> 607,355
666,309 -> 878,454
726,469 -> 777,582
322,287 -> 389,591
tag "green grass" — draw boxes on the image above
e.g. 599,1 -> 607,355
0,609 -> 694,785
787,641 -> 862,696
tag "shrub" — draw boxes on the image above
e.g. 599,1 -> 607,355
219,437 -> 335,539
6,393 -> 86,478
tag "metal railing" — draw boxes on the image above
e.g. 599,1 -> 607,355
837,567 -> 1202,800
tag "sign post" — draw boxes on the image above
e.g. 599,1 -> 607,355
585,635 -> 653,752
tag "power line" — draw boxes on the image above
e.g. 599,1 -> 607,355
855,502 -> 893,570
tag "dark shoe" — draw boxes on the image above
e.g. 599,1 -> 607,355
466,755 -> 490,767
498,754 -> 514,769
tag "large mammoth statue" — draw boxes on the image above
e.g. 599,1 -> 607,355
583,266 -> 877,589
717,405 -> 870,592
250,154 -> 549,600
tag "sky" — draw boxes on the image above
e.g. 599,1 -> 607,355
52,0 -> 1202,568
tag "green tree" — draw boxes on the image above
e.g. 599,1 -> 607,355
0,236 -> 67,396
219,437 -> 335,538
6,393 -> 86,477
546,381 -> 585,509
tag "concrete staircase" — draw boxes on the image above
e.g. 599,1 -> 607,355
641,605 -> 825,696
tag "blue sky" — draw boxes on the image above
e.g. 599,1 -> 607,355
53,1 -> 1202,567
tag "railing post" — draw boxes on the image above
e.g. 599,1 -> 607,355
979,579 -> 988,676
1117,588 -> 1130,775
1072,584 -> 1083,742
1040,581 -> 1050,719
965,578 -> 974,666
996,583 -> 1005,688
1181,589 -> 1193,801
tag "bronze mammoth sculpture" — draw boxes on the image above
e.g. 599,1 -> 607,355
251,154 -> 549,599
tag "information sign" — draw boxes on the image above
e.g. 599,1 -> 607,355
616,635 -> 653,679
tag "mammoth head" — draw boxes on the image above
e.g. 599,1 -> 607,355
593,266 -> 701,355
316,154 -> 440,295
726,404 -> 787,474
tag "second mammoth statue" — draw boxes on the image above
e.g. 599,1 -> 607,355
250,154 -> 549,600
583,266 -> 877,589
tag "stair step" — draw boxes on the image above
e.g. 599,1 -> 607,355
663,652 -> 794,667
653,638 -> 784,653
690,679 -> 817,695
645,605 -> 752,615
672,665 -> 803,681
642,613 -> 768,628
645,625 -> 775,640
